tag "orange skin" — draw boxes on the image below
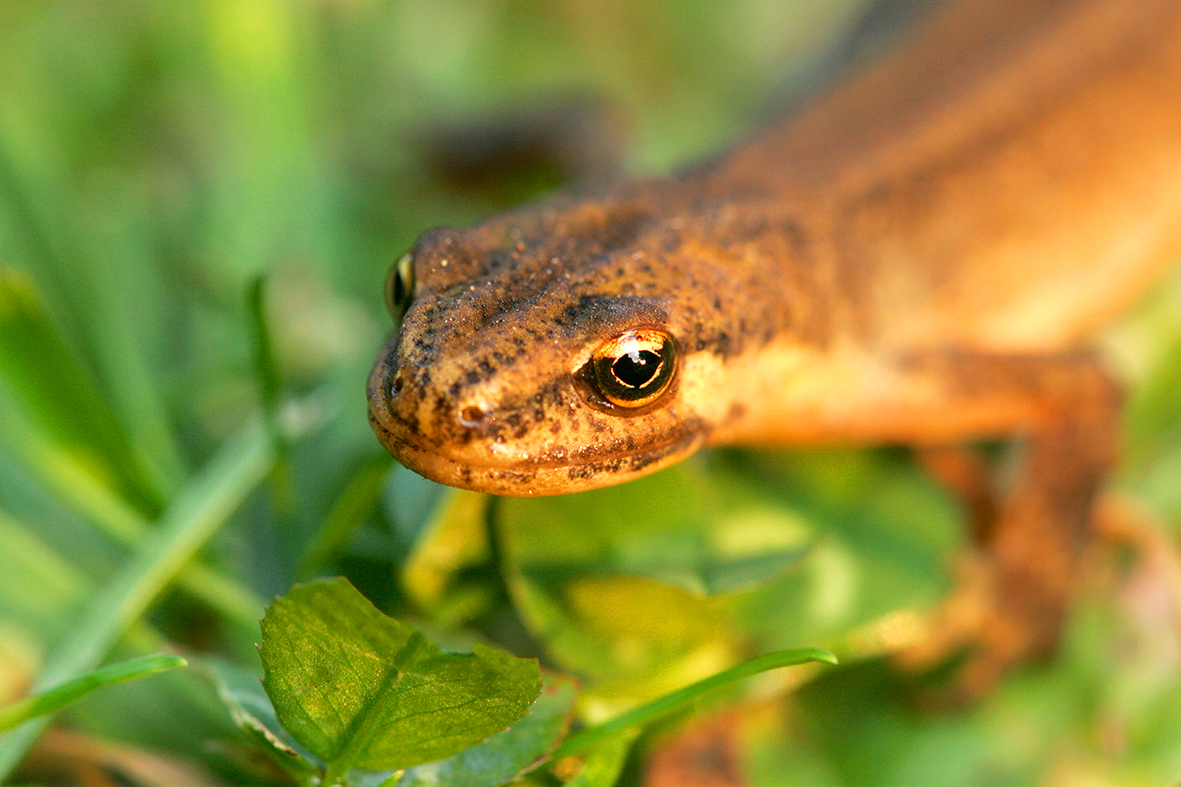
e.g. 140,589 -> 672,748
370,0 -> 1181,693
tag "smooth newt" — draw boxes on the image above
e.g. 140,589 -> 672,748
369,0 -> 1181,690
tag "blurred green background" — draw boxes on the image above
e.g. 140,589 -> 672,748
1,0 -> 1181,784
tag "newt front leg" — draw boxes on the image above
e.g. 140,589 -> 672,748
889,350 -> 1121,697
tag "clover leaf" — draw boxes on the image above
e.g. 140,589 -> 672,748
259,578 -> 541,780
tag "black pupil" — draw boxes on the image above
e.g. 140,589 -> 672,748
612,349 -> 661,388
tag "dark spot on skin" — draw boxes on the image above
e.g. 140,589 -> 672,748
558,422 -> 704,482
371,164 -> 840,493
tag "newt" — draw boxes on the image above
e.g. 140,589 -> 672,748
368,0 -> 1181,692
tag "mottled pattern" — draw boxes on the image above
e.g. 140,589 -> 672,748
369,0 -> 1181,498
367,183 -> 834,495
368,0 -> 1181,698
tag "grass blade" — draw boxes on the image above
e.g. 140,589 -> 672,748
0,655 -> 186,733
552,648 -> 837,760
0,414 -> 275,778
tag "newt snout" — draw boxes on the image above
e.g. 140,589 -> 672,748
366,216 -> 717,496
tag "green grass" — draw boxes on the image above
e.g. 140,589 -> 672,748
1,1 -> 1180,785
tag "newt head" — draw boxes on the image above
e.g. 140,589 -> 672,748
366,190 -> 749,496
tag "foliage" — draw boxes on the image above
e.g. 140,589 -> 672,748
0,0 -> 1180,785
258,578 -> 542,781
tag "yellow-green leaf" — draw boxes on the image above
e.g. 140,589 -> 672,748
259,578 -> 541,774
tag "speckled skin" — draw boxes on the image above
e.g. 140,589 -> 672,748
367,180 -> 837,495
369,0 -> 1181,694
370,0 -> 1181,496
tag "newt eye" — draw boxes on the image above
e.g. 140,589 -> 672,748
385,252 -> 416,323
591,329 -> 677,408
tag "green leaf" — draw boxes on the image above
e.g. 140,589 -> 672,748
259,577 -> 542,774
0,654 -> 185,733
206,659 -> 321,783
721,447 -> 962,651
502,460 -> 813,598
499,461 -> 816,685
512,572 -> 730,687
398,672 -> 576,787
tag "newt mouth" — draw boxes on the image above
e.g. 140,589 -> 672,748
368,403 -> 704,496
366,349 -> 705,496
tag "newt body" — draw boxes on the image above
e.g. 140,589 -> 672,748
369,0 -> 1181,690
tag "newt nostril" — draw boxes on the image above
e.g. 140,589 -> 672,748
389,372 -> 405,399
459,404 -> 486,428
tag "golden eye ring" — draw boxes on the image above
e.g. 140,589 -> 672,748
385,252 -> 416,322
590,329 -> 677,408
